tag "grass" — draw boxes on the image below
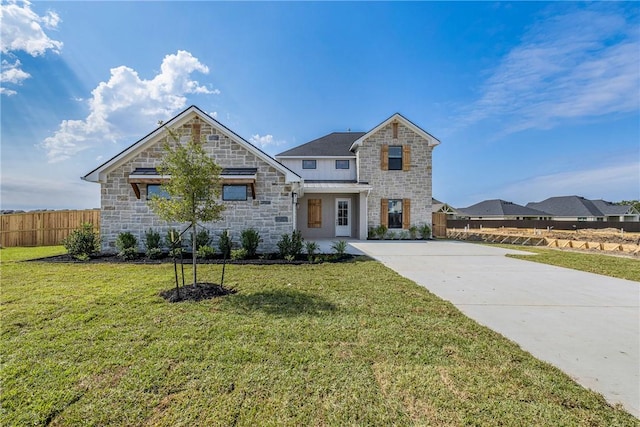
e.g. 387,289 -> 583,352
498,245 -> 640,282
1,246 -> 637,426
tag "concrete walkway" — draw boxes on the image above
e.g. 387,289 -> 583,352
348,240 -> 640,417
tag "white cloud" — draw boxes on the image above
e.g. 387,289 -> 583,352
462,4 -> 640,134
0,0 -> 63,56
0,0 -> 62,95
249,133 -> 285,149
41,50 -> 218,162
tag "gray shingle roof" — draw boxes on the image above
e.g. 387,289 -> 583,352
458,199 -> 550,217
527,196 -> 605,217
276,132 -> 365,157
591,199 -> 635,215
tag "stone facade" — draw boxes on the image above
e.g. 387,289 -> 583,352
356,121 -> 434,230
100,117 -> 294,253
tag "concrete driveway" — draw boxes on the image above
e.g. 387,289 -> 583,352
348,240 -> 640,417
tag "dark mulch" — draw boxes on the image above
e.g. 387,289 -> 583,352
160,282 -> 237,302
28,253 -> 356,265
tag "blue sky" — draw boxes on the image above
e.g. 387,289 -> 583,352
1,1 -> 638,211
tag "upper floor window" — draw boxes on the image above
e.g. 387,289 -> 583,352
147,184 -> 170,200
223,185 -> 248,201
335,160 -> 350,169
388,146 -> 403,170
302,160 -> 317,169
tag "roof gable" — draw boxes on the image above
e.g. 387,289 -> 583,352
350,113 -> 440,151
82,105 -> 300,183
276,132 -> 365,158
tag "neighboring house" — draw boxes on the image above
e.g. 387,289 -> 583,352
457,199 -> 551,220
276,113 -> 440,239
526,196 -> 640,222
83,107 -> 440,252
83,106 -> 302,253
432,198 -> 463,218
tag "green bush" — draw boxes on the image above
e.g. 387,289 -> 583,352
169,247 -> 184,258
419,224 -> 431,240
144,228 -> 162,250
190,228 -> 211,251
331,240 -> 348,257
376,224 -> 388,239
119,247 -> 138,260
277,230 -> 304,259
305,241 -> 319,261
218,230 -> 232,259
166,228 -> 182,249
116,232 -> 137,251
146,247 -> 164,260
62,223 -> 100,260
196,245 -> 216,260
231,248 -> 248,260
241,228 -> 262,257
408,225 -> 419,240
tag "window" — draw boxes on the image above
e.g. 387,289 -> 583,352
223,185 -> 248,201
388,199 -> 403,229
147,184 -> 170,200
302,160 -> 317,169
388,146 -> 402,170
335,160 -> 350,169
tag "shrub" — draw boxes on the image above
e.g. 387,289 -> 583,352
144,228 -> 162,250
387,231 -> 397,240
408,225 -> 419,240
62,223 -> 100,260
368,227 -> 378,239
196,245 -> 216,260
169,247 -> 184,258
376,224 -> 388,240
331,240 -> 348,257
277,231 -> 304,259
399,230 -> 410,240
241,228 -> 261,257
116,232 -> 137,251
119,247 -> 138,260
231,248 -> 248,260
190,228 -> 211,251
419,224 -> 431,240
218,230 -> 232,259
166,228 -> 182,250
146,247 -> 164,260
305,241 -> 319,261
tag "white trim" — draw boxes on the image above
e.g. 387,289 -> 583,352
83,106 -> 301,184
349,113 -> 441,151
275,155 -> 356,159
303,182 -> 372,194
128,174 -> 171,181
335,198 -> 351,237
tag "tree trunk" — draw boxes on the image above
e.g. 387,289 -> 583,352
192,220 -> 197,285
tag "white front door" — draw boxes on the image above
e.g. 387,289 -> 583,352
335,198 -> 351,237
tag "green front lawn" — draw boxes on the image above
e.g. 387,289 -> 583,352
501,245 -> 640,282
1,246 -> 635,425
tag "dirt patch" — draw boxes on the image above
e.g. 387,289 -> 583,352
159,282 -> 237,302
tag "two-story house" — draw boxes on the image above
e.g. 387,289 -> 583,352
276,113 -> 440,240
83,107 -> 439,252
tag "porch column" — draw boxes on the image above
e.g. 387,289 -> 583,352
359,190 -> 368,240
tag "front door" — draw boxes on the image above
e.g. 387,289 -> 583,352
335,198 -> 351,237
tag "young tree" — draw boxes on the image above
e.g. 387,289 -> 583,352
149,129 -> 225,286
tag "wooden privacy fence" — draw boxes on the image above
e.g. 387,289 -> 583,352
0,209 -> 100,248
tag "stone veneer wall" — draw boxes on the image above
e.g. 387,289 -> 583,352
356,122 -> 433,230
100,117 -> 294,253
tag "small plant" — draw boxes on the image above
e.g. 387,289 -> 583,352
305,241 -> 319,261
284,254 -> 295,262
189,228 -> 211,251
399,230 -> 410,240
277,231 -> 304,259
376,224 -> 388,240
419,224 -> 431,240
408,225 -> 419,240
387,231 -> 397,240
231,248 -> 248,260
241,228 -> 262,257
196,245 -> 216,260
169,247 -> 184,258
218,230 -> 232,259
144,229 -> 163,258
368,227 -> 378,240
331,240 -> 348,257
115,232 -> 138,260
62,223 -> 100,260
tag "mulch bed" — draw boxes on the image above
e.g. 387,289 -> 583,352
29,253 -> 356,265
159,283 -> 237,302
